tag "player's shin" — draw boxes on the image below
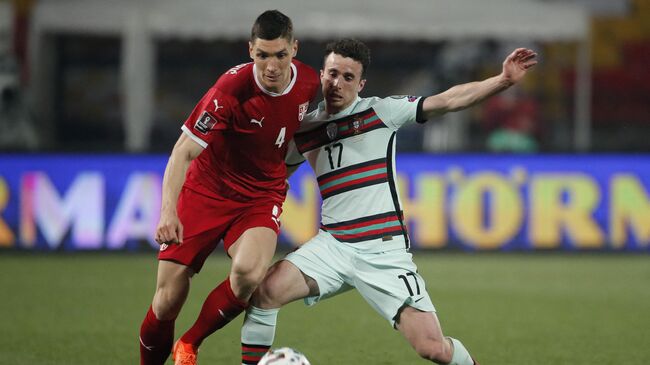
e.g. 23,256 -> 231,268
241,306 -> 280,365
180,277 -> 248,347
139,305 -> 175,365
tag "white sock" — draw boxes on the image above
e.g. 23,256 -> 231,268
448,337 -> 474,365
241,306 -> 279,346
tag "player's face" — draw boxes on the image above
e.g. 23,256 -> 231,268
249,37 -> 298,93
320,53 -> 366,115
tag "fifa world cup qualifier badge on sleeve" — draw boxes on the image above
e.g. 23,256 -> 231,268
390,95 -> 418,102
195,111 -> 218,134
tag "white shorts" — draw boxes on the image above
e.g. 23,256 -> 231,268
285,230 -> 436,327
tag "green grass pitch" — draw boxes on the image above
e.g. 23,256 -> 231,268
0,252 -> 648,364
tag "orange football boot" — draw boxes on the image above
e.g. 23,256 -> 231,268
172,340 -> 198,365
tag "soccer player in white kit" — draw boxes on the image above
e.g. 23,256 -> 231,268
240,39 -> 537,365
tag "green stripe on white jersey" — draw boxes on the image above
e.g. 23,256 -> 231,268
287,95 -> 424,252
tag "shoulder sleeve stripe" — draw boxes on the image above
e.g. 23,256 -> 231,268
285,160 -> 304,167
416,97 -> 427,124
181,125 -> 208,149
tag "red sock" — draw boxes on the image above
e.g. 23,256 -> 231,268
181,277 -> 248,347
139,306 -> 175,365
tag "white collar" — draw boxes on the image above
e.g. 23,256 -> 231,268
318,96 -> 362,120
252,62 -> 298,97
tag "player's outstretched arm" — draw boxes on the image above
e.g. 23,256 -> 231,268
155,133 -> 203,246
422,48 -> 537,119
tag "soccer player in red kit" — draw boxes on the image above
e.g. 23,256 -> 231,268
138,10 -> 319,365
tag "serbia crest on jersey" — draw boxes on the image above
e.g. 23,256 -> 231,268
181,59 -> 319,202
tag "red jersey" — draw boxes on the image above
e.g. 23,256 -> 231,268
181,59 -> 319,202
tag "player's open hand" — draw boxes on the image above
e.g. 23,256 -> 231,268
501,48 -> 537,85
155,211 -> 183,245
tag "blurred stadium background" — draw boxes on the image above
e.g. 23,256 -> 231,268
0,0 -> 649,364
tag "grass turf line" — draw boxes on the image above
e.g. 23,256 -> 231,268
0,252 -> 648,364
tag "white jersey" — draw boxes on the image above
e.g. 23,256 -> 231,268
286,95 -> 425,252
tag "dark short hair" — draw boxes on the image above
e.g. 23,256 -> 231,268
324,38 -> 371,77
251,10 -> 293,42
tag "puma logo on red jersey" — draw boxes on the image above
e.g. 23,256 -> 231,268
213,99 -> 224,112
250,117 -> 264,127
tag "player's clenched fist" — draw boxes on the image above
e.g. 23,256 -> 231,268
155,211 -> 183,245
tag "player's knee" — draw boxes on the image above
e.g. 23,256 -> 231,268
231,261 -> 266,291
152,288 -> 184,320
254,277 -> 285,308
413,338 -> 451,364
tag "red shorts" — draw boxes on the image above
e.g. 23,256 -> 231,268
158,187 -> 283,273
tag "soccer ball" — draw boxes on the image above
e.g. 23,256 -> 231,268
258,347 -> 311,365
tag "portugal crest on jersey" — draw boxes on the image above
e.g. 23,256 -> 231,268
298,102 -> 309,122
326,122 -> 338,140
352,117 -> 363,134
